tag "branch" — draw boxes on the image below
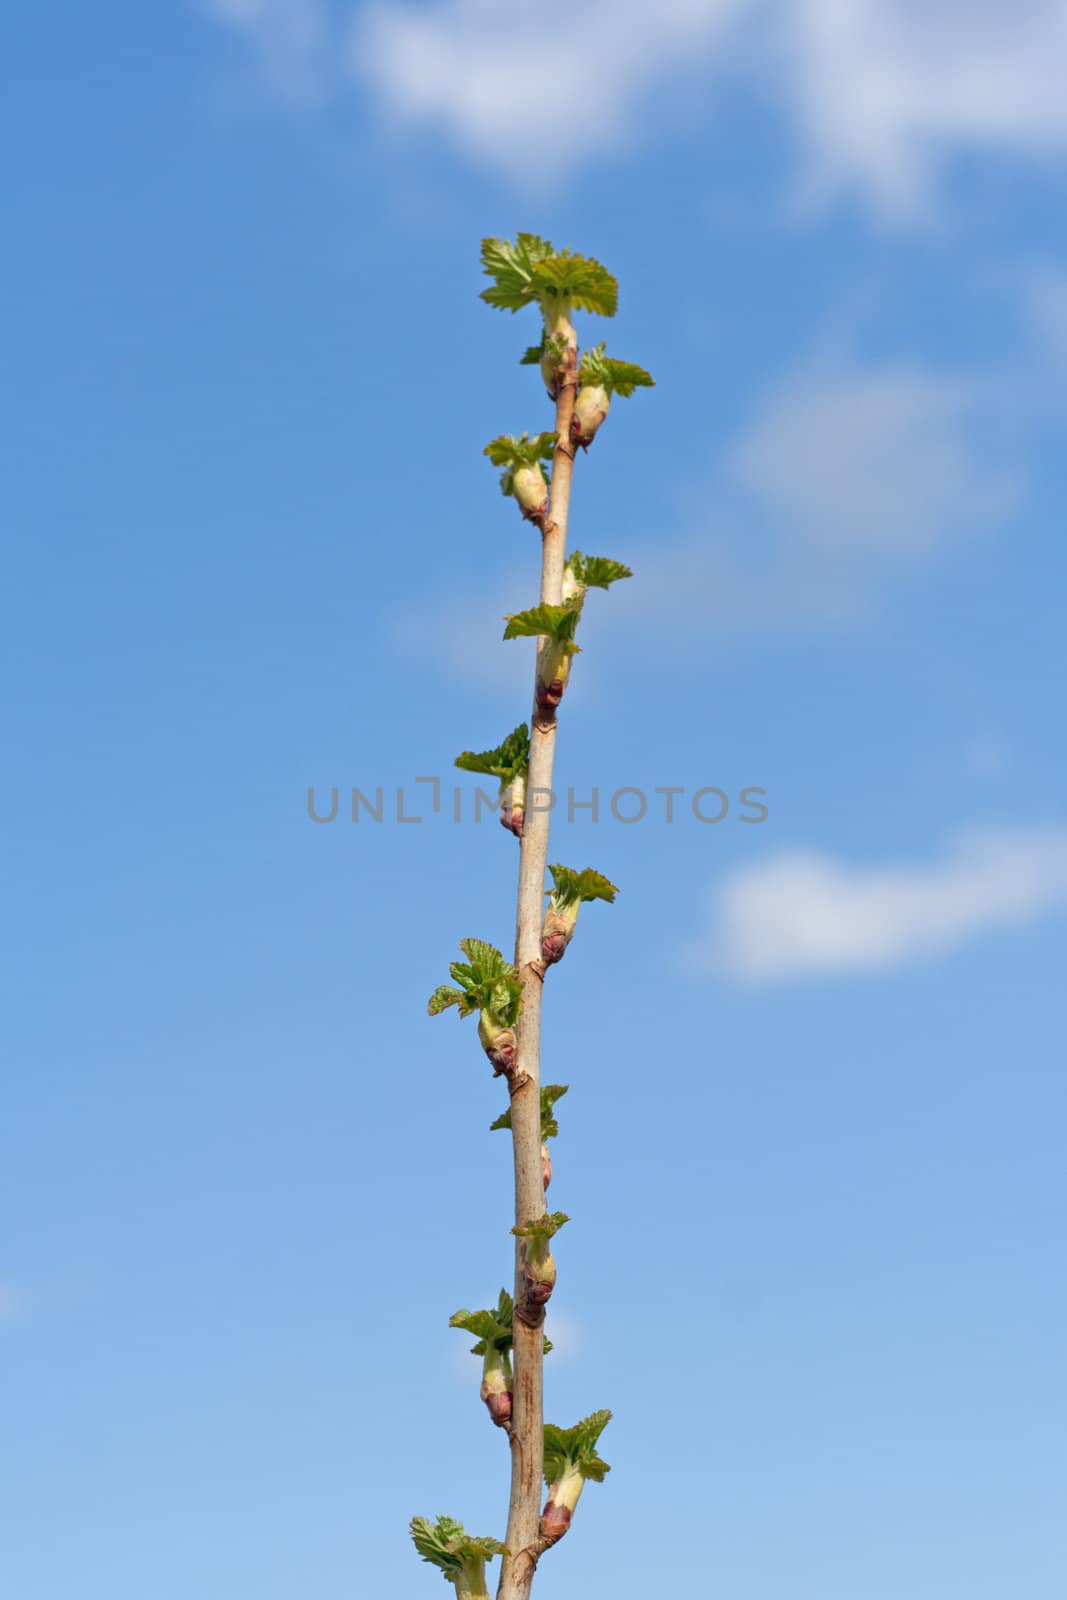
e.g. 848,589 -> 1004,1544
496,319 -> 580,1600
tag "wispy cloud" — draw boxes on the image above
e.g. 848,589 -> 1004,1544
200,0 -> 330,100
352,0 -> 742,183
397,353 -> 1020,677
691,824 -> 1067,982
616,357 -> 1019,636
344,0 -> 1067,216
726,364 -> 1013,558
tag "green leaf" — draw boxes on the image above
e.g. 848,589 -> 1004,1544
579,342 -> 654,397
566,551 -> 633,592
449,1301 -> 510,1357
480,236 -> 617,319
410,1516 -> 508,1576
433,941 -> 522,1029
450,1289 -> 552,1356
512,1211 -> 569,1251
542,1410 -> 613,1487
491,1083 -> 569,1140
534,252 -> 618,318
502,602 -> 582,648
548,865 -> 620,911
480,233 -> 556,313
484,433 -> 556,502
454,724 -> 530,783
483,432 -> 557,469
427,984 -> 469,1018
521,332 -> 569,370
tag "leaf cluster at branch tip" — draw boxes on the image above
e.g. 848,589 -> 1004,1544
480,235 -> 618,318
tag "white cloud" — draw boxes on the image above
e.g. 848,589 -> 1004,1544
344,0 -> 1067,215
201,0 -> 330,100
614,358 -> 1018,635
352,0 -> 743,182
395,353 -> 1020,673
693,824 -> 1067,981
783,0 -> 1067,218
726,362 -> 1016,557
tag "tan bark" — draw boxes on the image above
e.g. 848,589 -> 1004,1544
497,373 -> 577,1600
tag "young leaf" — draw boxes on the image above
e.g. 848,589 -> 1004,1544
483,432 -> 557,469
427,984 -> 471,1018
479,234 -> 556,313
430,940 -> 522,1029
548,865 -> 620,911
512,1211 -> 569,1251
449,1303 -> 510,1356
480,236 -> 618,319
542,1410 -> 613,1487
579,342 -> 654,397
484,433 -> 556,506
520,333 -> 568,368
450,1289 -> 552,1356
454,724 -> 530,783
502,602 -> 582,648
490,1083 -> 569,1140
565,551 -> 633,592
410,1515 -> 508,1576
533,252 -> 618,318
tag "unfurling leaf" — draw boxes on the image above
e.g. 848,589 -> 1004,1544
512,1210 -> 569,1254
539,1410 -> 613,1542
483,432 -> 556,470
484,433 -> 555,519
502,602 -> 582,650
542,1410 -> 613,1487
578,343 -> 654,397
449,1290 -> 552,1358
480,235 -> 618,319
429,941 -> 522,1041
548,865 -> 619,911
490,1083 -> 569,1140
427,984 -> 470,1018
454,724 -> 530,783
564,551 -> 633,594
409,1515 -> 507,1578
542,868 -> 619,966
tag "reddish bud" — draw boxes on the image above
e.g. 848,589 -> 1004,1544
481,1386 -> 513,1428
524,1255 -> 557,1306
537,678 -> 565,713
539,1501 -> 571,1543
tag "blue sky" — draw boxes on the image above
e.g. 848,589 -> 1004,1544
3,3 -> 1067,1596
